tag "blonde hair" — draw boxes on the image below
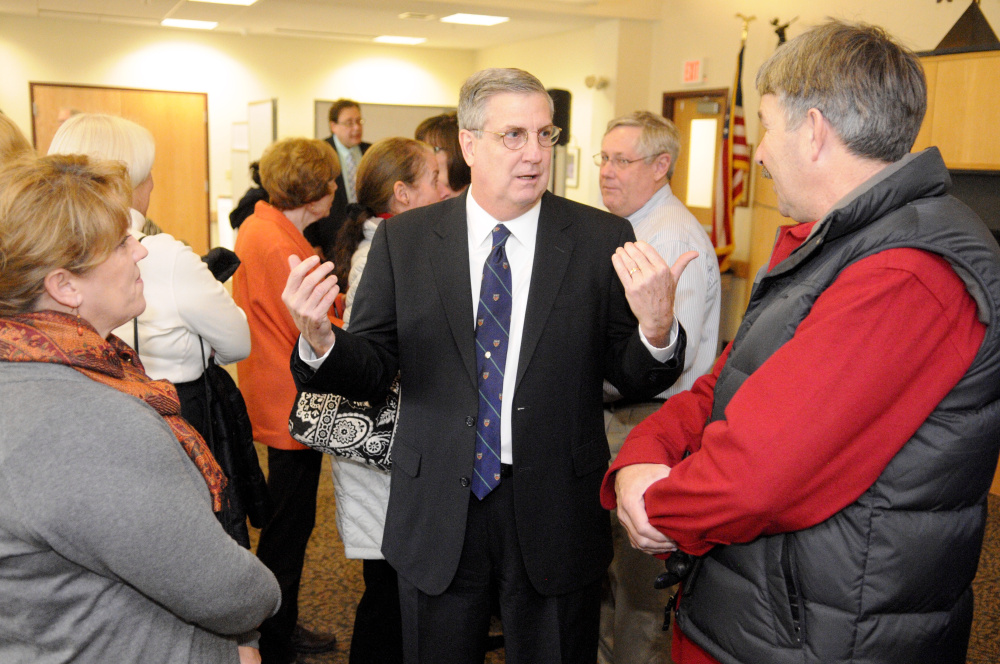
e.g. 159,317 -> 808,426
259,138 -> 340,210
0,154 -> 131,315
0,113 -> 32,164
48,113 -> 155,188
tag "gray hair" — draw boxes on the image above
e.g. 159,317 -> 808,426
48,113 -> 156,188
458,68 -> 554,131
755,19 -> 926,163
606,111 -> 681,178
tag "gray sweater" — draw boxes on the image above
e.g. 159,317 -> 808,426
0,362 -> 281,663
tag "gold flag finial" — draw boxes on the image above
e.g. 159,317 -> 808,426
736,14 -> 756,42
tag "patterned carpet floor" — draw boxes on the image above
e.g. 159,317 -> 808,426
251,449 -> 1000,664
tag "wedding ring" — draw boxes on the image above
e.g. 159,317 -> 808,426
629,267 -> 638,275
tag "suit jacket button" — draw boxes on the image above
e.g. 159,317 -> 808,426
465,416 -> 475,426
460,476 -> 470,487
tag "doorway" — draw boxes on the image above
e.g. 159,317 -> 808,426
662,90 -> 728,232
30,83 -> 210,255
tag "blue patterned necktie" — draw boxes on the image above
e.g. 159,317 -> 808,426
472,224 -> 512,500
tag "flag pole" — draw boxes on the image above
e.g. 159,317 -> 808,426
714,14 -> 754,270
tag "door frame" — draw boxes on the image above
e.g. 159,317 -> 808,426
661,89 -> 729,123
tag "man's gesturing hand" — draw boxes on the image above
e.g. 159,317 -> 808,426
282,254 -> 339,358
612,242 -> 699,348
614,463 -> 678,555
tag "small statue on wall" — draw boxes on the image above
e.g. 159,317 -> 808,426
771,16 -> 798,45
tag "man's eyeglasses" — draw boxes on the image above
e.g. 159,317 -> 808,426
477,125 -> 562,150
593,153 -> 663,169
336,119 -> 365,128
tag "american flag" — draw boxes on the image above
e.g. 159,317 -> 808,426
713,43 -> 749,266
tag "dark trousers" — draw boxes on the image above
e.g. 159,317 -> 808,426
256,447 -> 323,664
397,477 -> 602,664
350,559 -> 404,664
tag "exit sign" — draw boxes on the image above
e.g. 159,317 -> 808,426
683,59 -> 704,84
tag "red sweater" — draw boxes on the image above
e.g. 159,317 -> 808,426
600,221 -> 986,664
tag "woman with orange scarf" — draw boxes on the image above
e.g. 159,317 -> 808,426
0,154 -> 279,663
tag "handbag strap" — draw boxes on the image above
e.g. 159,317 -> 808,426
198,335 -> 215,447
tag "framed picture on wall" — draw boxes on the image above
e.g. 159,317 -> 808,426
566,146 -> 580,188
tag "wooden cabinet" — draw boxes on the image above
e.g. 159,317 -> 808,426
913,51 -> 1000,170
917,51 -> 1000,493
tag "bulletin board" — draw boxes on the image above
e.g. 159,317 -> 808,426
314,101 -> 455,143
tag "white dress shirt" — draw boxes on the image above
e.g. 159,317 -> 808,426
332,135 -> 363,205
465,192 -> 538,463
626,183 -> 721,398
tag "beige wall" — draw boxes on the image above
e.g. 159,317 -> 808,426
3,3 -> 998,257
476,24 -> 602,207
475,19 -> 655,209
0,14 -> 474,215
646,0 -> 1000,261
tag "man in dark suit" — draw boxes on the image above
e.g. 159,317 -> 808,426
304,99 -> 371,260
283,68 -> 697,664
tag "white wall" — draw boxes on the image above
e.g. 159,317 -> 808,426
0,14 -> 475,213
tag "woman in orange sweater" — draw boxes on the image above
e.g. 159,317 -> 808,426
233,137 -> 341,664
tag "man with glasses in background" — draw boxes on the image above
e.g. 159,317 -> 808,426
306,99 -> 371,260
597,111 -> 720,664
283,68 -> 697,663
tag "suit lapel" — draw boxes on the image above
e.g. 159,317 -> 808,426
516,193 -> 573,388
428,194 -> 478,389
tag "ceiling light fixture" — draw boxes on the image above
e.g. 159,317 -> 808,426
399,12 -> 436,21
187,0 -> 258,5
374,35 -> 427,45
440,13 -> 509,26
161,18 -> 218,30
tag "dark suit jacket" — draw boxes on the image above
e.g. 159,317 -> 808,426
303,138 -> 371,259
292,191 -> 685,596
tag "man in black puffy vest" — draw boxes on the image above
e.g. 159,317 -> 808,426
603,19 -> 1000,664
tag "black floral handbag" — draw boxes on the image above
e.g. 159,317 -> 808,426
288,375 -> 399,471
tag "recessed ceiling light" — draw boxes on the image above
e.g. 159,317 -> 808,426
440,13 -> 509,27
374,35 -> 427,45
187,0 -> 258,5
399,12 -> 436,21
161,18 -> 218,30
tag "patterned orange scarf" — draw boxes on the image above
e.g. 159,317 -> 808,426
0,310 -> 227,511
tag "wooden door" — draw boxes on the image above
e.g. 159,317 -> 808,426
30,84 -> 210,255
666,93 -> 728,231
